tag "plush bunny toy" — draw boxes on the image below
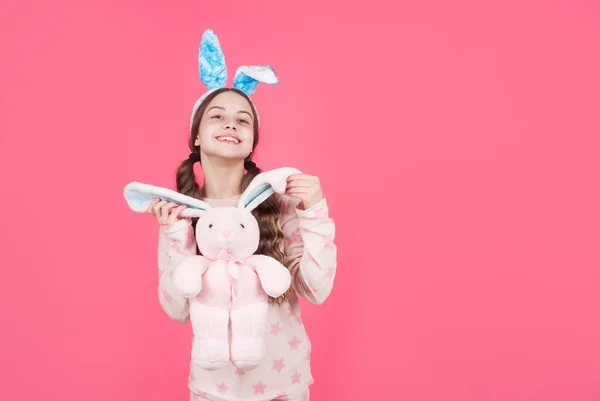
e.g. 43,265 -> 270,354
123,167 -> 300,371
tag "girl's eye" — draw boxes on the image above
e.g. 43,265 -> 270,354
239,119 -> 249,124
211,115 -> 222,119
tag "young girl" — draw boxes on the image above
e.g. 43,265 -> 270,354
147,83 -> 337,399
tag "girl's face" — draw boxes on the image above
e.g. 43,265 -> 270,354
195,91 -> 255,161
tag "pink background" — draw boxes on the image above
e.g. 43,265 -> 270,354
1,1 -> 599,400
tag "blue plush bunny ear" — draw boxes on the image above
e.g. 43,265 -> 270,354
233,66 -> 278,97
199,29 -> 227,90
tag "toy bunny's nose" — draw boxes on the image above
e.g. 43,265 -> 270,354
221,231 -> 232,238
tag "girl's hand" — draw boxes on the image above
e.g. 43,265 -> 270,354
148,198 -> 187,225
285,173 -> 324,210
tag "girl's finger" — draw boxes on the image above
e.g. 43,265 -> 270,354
161,203 -> 173,221
286,190 -> 309,198
148,198 -> 160,214
286,188 -> 310,194
171,204 -> 187,218
286,180 -> 313,189
287,173 -> 316,182
165,202 -> 179,210
152,200 -> 167,216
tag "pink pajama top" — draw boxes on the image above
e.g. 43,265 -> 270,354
157,194 -> 337,401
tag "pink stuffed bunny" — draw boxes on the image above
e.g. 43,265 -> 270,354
167,168 -> 299,371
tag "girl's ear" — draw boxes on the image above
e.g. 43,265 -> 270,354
124,182 -> 212,216
237,167 -> 302,212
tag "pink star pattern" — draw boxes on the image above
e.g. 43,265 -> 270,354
234,367 -> 245,376
305,350 -> 311,361
171,239 -> 181,251
270,322 -> 282,336
272,358 -> 286,373
291,371 -> 301,384
326,267 -> 336,278
285,231 -> 302,245
288,337 -> 301,351
253,380 -> 267,394
217,381 -> 228,394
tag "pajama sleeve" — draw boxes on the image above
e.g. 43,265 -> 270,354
280,196 -> 338,305
157,218 -> 197,323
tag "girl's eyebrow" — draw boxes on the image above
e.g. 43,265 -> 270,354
207,106 -> 252,119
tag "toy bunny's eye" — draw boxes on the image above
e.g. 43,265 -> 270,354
208,224 -> 213,229
240,224 -> 245,229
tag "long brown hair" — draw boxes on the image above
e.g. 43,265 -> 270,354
175,88 -> 289,304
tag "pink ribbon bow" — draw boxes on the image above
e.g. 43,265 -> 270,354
217,249 -> 244,301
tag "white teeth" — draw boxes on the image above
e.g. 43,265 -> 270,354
217,136 -> 240,144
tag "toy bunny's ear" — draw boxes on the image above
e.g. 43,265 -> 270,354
124,182 -> 211,219
199,29 -> 227,90
238,167 -> 302,212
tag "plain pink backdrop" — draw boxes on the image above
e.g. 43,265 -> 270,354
1,1 -> 599,400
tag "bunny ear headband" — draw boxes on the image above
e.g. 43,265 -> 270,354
123,167 -> 301,219
190,29 -> 279,130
